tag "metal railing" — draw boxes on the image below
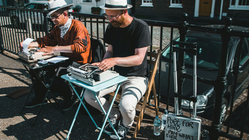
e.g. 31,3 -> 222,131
0,5 -> 249,139
172,14 -> 249,140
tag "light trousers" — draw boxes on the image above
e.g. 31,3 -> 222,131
84,76 -> 148,128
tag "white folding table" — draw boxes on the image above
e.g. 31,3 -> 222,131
61,74 -> 127,140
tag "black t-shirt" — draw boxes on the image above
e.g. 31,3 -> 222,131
104,17 -> 151,77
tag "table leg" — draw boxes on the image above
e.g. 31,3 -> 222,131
66,82 -> 101,139
66,96 -> 82,140
21,64 -> 39,114
21,64 -> 64,126
21,69 -> 48,126
97,83 -> 122,140
65,80 -> 123,140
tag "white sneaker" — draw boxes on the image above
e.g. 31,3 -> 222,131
110,123 -> 129,139
104,117 -> 120,134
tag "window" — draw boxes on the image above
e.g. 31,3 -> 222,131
239,38 -> 249,65
24,4 -> 35,9
169,0 -> 183,8
162,37 -> 223,69
35,4 -> 44,10
140,0 -> 153,7
229,0 -> 249,10
234,38 -> 249,68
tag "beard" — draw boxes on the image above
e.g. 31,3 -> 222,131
111,15 -> 125,28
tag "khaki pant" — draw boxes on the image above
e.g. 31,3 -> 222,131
84,76 -> 148,128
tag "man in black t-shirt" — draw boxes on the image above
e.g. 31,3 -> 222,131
84,0 -> 151,139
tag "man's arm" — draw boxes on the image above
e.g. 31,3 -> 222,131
103,44 -> 114,59
38,21 -> 89,55
38,45 -> 72,55
98,44 -> 148,71
20,40 -> 39,51
70,21 -> 90,54
36,21 -> 89,55
20,40 -> 72,55
91,44 -> 113,66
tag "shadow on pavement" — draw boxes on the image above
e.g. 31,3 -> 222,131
0,53 -> 169,140
223,100 -> 249,135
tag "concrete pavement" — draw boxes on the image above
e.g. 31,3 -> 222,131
0,51 -> 163,140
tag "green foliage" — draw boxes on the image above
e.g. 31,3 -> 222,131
91,7 -> 101,14
73,5 -> 82,12
91,7 -> 101,12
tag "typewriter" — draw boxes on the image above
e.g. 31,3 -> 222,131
18,47 -> 53,63
67,63 -> 119,86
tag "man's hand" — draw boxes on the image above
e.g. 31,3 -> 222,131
98,58 -> 116,71
20,41 -> 39,51
91,62 -> 100,66
29,42 -> 39,48
38,46 -> 55,56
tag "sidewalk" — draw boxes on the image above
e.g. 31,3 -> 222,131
0,51 -> 164,140
1,51 -> 249,140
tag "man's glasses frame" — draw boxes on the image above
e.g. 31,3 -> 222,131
49,13 -> 63,20
103,13 -> 122,20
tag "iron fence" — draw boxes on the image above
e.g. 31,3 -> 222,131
0,5 -> 249,140
171,14 -> 249,140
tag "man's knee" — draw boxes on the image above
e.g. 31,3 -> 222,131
84,90 -> 95,104
119,100 -> 136,113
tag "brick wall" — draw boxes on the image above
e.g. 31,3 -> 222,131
134,0 -> 249,22
134,0 -> 196,21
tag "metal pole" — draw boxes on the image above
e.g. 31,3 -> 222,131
173,49 -> 179,115
193,44 -> 197,118
0,26 -> 3,53
209,17 -> 232,140
177,13 -> 188,112
44,13 -> 49,34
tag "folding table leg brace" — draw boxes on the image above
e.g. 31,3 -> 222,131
66,81 -> 122,140
21,65 -> 64,126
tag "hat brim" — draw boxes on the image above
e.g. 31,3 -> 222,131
99,4 -> 132,10
48,4 -> 73,15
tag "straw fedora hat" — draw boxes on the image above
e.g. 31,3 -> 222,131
47,0 -> 73,15
99,0 -> 132,10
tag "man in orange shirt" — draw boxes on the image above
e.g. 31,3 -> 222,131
20,0 -> 91,111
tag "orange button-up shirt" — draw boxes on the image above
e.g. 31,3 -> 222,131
36,19 -> 91,64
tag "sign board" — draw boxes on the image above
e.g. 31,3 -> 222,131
164,114 -> 201,140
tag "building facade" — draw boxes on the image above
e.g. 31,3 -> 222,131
2,0 -> 248,25
134,0 -> 249,23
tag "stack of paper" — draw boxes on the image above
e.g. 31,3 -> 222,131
22,38 -> 34,55
46,56 -> 69,63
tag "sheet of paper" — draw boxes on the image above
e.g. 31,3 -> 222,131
46,56 -> 69,63
22,38 -> 34,55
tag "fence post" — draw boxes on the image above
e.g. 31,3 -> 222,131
209,17 -> 232,140
177,13 -> 188,112
26,18 -> 33,38
43,13 -> 49,34
0,26 -> 3,53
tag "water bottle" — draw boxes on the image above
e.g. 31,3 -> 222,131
161,110 -> 168,131
153,115 -> 161,136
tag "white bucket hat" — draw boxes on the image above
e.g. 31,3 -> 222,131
99,0 -> 132,10
47,0 -> 73,15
